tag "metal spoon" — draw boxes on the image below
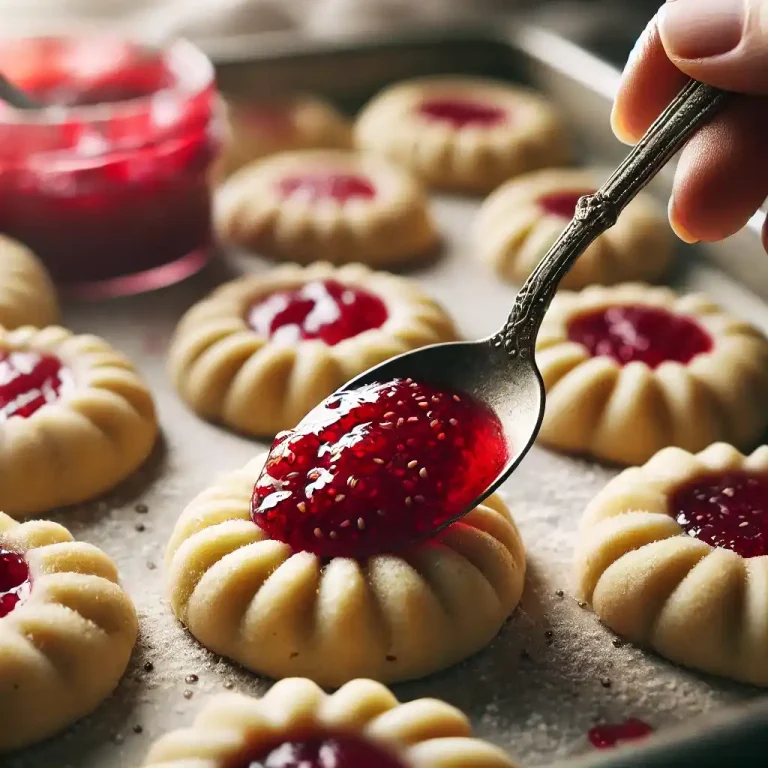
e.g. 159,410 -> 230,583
343,78 -> 727,515
0,72 -> 41,110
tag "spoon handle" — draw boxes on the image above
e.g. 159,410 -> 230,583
493,79 -> 728,358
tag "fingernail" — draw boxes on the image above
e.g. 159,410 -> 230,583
669,199 -> 699,244
659,0 -> 745,59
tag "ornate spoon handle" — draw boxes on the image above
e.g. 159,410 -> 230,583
493,79 -> 728,358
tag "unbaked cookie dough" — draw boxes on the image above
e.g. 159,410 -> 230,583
214,94 -> 352,181
0,325 -> 158,516
576,442 -> 768,687
475,168 -> 673,288
166,453 -> 526,687
215,149 -> 438,267
0,513 -> 137,752
0,236 -> 58,329
536,283 -> 768,465
355,76 -> 570,193
143,677 -> 519,767
168,262 -> 457,436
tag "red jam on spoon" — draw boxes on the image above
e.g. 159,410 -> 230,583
538,189 -> 593,220
247,280 -> 388,346
670,471 -> 768,558
588,719 -> 653,749
0,550 -> 31,618
252,378 -> 508,558
277,174 -> 376,204
417,98 -> 507,128
566,305 -> 713,369
0,351 -> 74,421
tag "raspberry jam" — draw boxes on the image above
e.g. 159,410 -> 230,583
0,550 -> 31,618
588,719 -> 653,749
0,351 -> 73,421
670,471 -> 768,558
538,190 -> 593,219
277,174 -> 376,204
417,97 -> 507,128
567,305 -> 713,369
252,378 -> 508,558
0,37 -> 218,296
232,733 -> 406,768
247,280 -> 388,346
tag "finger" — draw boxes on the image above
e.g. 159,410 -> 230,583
669,94 -> 768,243
611,14 -> 689,144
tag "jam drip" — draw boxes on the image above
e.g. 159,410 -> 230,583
417,97 -> 507,128
566,305 -> 713,369
0,351 -> 73,421
231,732 -> 407,768
247,280 -> 388,346
671,471 -> 768,558
278,174 -> 376,204
0,550 -> 31,618
252,378 -> 508,558
588,719 -> 653,749
538,189 -> 593,219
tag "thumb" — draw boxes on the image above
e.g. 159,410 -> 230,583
659,0 -> 768,94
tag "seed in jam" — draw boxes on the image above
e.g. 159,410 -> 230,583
588,718 -> 653,749
417,98 -> 507,128
670,471 -> 768,558
277,174 -> 376,204
538,189 -> 593,220
0,549 -> 32,618
0,351 -> 74,421
566,305 -> 713,369
230,732 -> 407,768
252,378 -> 508,558
247,279 -> 388,346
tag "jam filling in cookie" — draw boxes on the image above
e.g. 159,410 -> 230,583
0,351 -> 73,421
417,97 -> 507,128
588,719 -> 653,750
670,471 -> 768,558
538,189 -> 593,219
247,279 -> 388,346
277,173 -> 376,203
233,732 -> 407,768
0,549 -> 31,618
252,377 -> 507,558
566,305 -> 713,369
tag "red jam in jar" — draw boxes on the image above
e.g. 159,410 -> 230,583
0,549 -> 31,618
0,37 -> 219,296
0,351 -> 73,421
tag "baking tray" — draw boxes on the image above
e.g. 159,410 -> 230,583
9,25 -> 768,768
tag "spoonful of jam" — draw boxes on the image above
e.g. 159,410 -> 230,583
253,79 -> 727,558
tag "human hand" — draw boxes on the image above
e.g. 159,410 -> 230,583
612,0 -> 768,252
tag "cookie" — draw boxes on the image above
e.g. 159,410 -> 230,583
0,236 -> 58,329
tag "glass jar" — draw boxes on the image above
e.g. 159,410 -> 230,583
0,36 -> 220,297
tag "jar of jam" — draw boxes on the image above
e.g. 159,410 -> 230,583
0,36 -> 219,297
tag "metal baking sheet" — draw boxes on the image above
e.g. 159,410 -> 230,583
10,26 -> 768,768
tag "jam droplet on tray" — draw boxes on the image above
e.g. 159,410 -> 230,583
232,733 -> 407,768
671,471 -> 768,558
588,719 -> 653,749
0,550 -> 31,618
277,174 -> 376,204
252,378 -> 508,558
566,305 -> 713,369
0,351 -> 74,421
247,279 -> 388,346
417,97 -> 507,128
538,189 -> 594,220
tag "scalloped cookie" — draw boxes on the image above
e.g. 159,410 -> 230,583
166,453 -> 526,687
355,76 -> 570,193
143,678 -> 518,767
0,236 -> 58,330
0,325 -> 158,516
168,262 -> 457,436
214,94 -> 352,181
215,150 -> 438,267
536,283 -> 768,466
576,443 -> 768,686
0,513 -> 137,751
475,168 -> 673,288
